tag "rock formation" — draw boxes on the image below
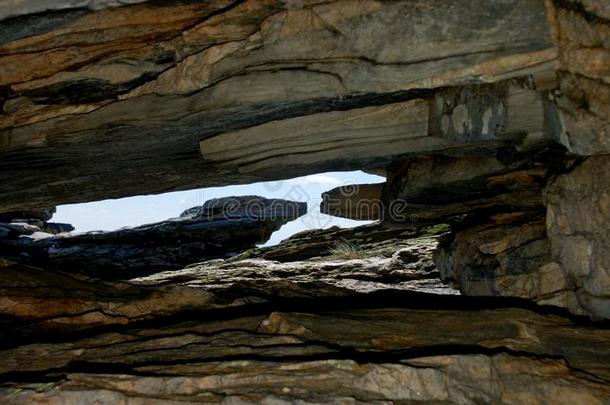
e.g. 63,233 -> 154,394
321,183 -> 384,220
2,229 -> 610,403
0,0 -> 569,211
0,207 -> 74,235
0,0 -> 609,402
0,196 -> 306,278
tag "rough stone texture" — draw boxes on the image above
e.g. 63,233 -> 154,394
0,0 -> 609,401
0,258 -> 609,403
552,0 -> 610,155
234,222 -> 450,263
320,182 -> 384,220
381,146 -> 564,223
382,150 -> 593,315
435,217 -> 567,306
3,355 -> 610,404
544,156 -> 610,319
0,0 -> 558,211
423,154 -> 610,319
0,196 -> 306,279
134,232 -> 452,297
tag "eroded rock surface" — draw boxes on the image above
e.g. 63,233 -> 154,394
321,183 -> 384,220
0,0 -> 609,402
0,257 -> 609,403
544,156 -> 610,318
0,0 -> 562,211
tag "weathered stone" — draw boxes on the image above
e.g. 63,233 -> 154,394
133,235 -> 450,297
381,147 -> 563,223
235,222 -> 450,263
199,99 -> 444,176
0,0 -> 558,211
381,149 -> 596,316
551,0 -> 610,155
434,218 -> 565,305
429,78 -> 558,145
544,155 -> 610,319
0,0 -> 609,401
3,354 -> 610,404
0,259 -> 609,403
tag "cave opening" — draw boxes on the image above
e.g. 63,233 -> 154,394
52,170 -> 386,247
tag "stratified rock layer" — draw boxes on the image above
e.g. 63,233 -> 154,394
0,257 -> 609,404
0,0 -> 562,211
0,0 -> 609,402
321,183 -> 384,220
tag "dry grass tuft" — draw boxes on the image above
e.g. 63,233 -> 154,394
329,239 -> 368,260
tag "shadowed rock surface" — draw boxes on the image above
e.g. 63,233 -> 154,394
321,182 -> 384,220
0,207 -> 74,235
0,196 -> 306,279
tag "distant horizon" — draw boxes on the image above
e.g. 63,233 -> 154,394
53,171 -> 385,246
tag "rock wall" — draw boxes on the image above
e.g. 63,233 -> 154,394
1,238 -> 610,404
0,0 -> 561,211
0,0 -> 609,402
544,156 -> 610,318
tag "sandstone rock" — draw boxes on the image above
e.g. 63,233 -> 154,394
0,196 -> 306,279
0,0 -> 558,211
3,354 -> 610,404
134,238 -> 451,297
1,259 -> 609,402
0,0 -> 609,401
381,148 -> 597,316
434,218 -> 564,304
432,155 -> 610,319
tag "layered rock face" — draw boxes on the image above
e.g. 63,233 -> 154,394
0,0 -> 609,402
2,230 -> 610,404
0,0 -> 566,211
381,150 -> 609,319
0,196 -> 306,278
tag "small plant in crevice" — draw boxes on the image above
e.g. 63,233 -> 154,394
329,239 -> 368,260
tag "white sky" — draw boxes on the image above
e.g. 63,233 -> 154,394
53,171 -> 385,246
